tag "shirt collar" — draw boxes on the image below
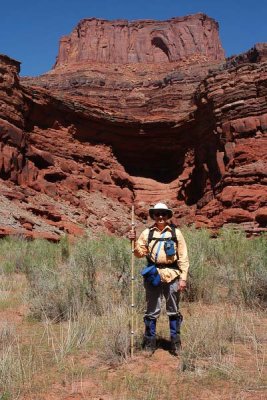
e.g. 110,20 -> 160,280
151,224 -> 172,233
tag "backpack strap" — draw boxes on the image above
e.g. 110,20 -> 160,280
147,225 -> 178,245
147,227 -> 155,245
146,225 -> 179,262
154,231 -> 166,263
147,227 -> 159,262
170,224 -> 178,244
169,224 -> 179,261
147,224 -> 182,271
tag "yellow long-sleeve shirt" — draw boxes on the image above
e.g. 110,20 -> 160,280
134,224 -> 189,283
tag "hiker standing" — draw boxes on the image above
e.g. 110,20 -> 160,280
129,203 -> 189,355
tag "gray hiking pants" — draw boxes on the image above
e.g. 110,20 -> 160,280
144,278 -> 180,320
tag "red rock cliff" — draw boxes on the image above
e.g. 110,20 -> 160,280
0,16 -> 266,238
54,14 -> 224,68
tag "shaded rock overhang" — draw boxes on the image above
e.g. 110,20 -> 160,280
0,15 -> 266,238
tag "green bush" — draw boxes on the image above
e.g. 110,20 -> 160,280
98,304 -> 131,363
0,237 -> 61,274
0,236 -> 29,273
183,227 -> 267,307
180,305 -> 249,374
23,235 -> 144,321
182,227 -> 220,303
211,229 -> 267,307
0,228 -> 266,323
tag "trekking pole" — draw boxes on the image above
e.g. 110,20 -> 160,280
130,205 -> 135,357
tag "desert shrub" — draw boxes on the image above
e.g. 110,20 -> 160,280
180,306 -> 247,373
90,235 -> 145,314
10,228 -> 267,324
42,309 -> 96,363
180,305 -> 266,383
26,263 -> 75,320
182,227 -> 267,307
59,234 -> 70,261
7,228 -> 266,324
0,322 -> 16,346
212,229 -> 267,307
70,238 -> 100,315
26,246 -> 104,320
26,236 -> 104,320
239,234 -> 267,308
0,333 -> 38,398
0,237 -> 29,274
25,234 -> 144,321
98,304 -> 131,364
72,235 -> 145,315
182,227 -> 219,303
23,239 -> 61,272
0,237 -> 61,275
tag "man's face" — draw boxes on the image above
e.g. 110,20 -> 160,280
153,210 -> 169,226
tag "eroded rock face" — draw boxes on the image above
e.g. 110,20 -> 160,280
193,57 -> 267,232
0,16 -> 266,238
54,14 -> 224,67
0,55 -> 25,128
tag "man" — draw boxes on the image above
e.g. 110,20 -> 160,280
129,202 -> 189,355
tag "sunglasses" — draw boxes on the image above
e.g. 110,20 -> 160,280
153,211 -> 168,217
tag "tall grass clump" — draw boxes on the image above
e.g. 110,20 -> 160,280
98,304 -> 131,364
180,305 -> 266,383
212,228 -> 267,307
23,239 -> 61,272
182,227 -> 267,307
1,227 -> 265,368
42,310 -> 96,363
70,235 -> 137,315
25,239 -> 101,319
1,228 -> 265,320
182,227 -> 219,303
26,263 -> 75,321
86,234 -> 145,313
0,236 -> 29,274
0,322 -> 39,398
180,306 -> 245,374
23,234 -> 144,363
0,236 -> 60,275
25,234 -> 144,321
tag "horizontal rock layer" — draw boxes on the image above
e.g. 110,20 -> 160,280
0,17 -> 266,238
54,14 -> 224,67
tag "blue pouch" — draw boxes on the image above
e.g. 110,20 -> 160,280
141,264 -> 161,287
164,239 -> 176,257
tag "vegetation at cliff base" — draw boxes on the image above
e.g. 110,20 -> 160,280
0,228 -> 266,399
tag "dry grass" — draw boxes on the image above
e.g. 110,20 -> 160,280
42,310 -> 96,364
0,230 -> 266,399
0,330 -> 40,399
98,304 -> 131,364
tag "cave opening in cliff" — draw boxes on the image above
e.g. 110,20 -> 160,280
151,37 -> 170,61
0,167 -> 10,181
113,143 -> 185,184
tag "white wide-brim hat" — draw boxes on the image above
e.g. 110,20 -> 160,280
149,202 -> 173,219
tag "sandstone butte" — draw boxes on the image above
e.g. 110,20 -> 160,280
0,13 -> 266,240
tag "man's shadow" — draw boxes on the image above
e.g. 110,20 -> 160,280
156,337 -> 172,351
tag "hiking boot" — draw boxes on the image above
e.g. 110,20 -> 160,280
142,336 -> 157,354
170,335 -> 181,356
169,314 -> 183,356
143,317 -> 157,354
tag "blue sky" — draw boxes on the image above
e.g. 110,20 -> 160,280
0,0 -> 266,76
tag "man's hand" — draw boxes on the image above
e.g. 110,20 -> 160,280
128,230 -> 136,241
179,279 -> 187,292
